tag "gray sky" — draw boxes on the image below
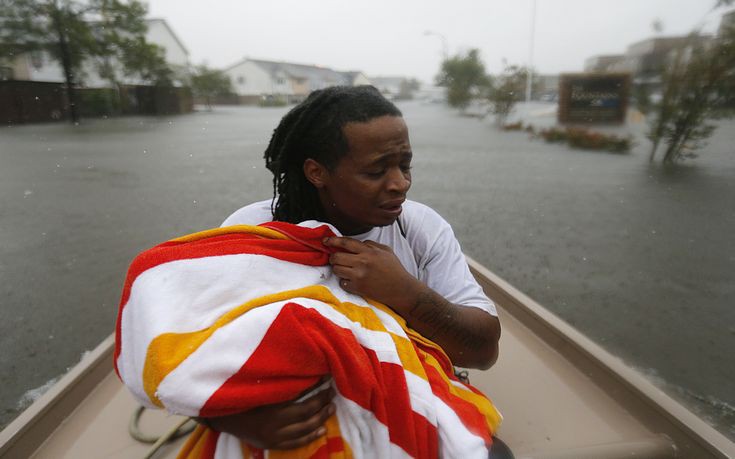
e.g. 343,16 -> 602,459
147,0 -> 727,83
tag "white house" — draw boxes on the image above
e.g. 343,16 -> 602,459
224,58 -> 371,104
4,18 -> 190,87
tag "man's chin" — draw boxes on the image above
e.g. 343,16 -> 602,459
374,215 -> 400,228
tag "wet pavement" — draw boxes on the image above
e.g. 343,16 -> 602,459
1,102 -> 733,439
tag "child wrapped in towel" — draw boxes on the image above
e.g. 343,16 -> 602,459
114,221 -> 502,459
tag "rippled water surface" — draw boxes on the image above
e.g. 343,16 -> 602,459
1,102 -> 733,438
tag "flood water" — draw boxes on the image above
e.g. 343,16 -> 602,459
1,102 -> 734,439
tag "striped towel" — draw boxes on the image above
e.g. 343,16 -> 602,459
114,221 -> 502,458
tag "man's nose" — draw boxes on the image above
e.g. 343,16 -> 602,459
386,168 -> 411,193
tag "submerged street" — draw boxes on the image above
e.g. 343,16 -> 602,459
1,102 -> 734,438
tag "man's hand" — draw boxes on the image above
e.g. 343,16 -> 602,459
324,236 -> 423,308
323,236 -> 500,369
201,383 -> 335,450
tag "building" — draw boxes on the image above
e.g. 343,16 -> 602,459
223,58 -> 370,104
582,34 -> 713,98
369,76 -> 405,99
1,18 -> 192,123
584,55 -> 625,73
138,18 -> 191,84
611,37 -> 698,80
3,18 -> 190,87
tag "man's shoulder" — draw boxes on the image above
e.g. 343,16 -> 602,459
401,200 -> 451,230
221,199 -> 273,227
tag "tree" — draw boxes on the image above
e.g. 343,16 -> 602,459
647,25 -> 735,163
435,49 -> 489,112
190,65 -> 233,110
397,78 -> 420,100
0,0 -> 170,123
486,64 -> 529,125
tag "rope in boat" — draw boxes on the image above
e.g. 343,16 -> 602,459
129,405 -> 196,458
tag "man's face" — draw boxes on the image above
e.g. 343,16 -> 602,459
314,115 -> 412,235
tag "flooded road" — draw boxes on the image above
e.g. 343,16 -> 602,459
1,102 -> 733,438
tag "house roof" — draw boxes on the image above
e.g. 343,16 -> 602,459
255,59 -> 351,85
369,76 -> 406,90
224,57 -> 358,87
145,18 -> 189,56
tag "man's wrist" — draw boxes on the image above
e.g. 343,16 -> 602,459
388,278 -> 428,316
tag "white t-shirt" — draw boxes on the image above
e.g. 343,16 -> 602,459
222,199 -> 497,316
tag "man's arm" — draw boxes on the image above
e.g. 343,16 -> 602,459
404,286 -> 500,369
324,237 -> 500,369
198,379 -> 335,448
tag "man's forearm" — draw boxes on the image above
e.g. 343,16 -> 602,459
394,284 -> 500,369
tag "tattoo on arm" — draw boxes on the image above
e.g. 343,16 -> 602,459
408,291 -> 488,351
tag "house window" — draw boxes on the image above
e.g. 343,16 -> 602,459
237,76 -> 245,85
276,78 -> 285,85
30,51 -> 43,70
0,66 -> 13,80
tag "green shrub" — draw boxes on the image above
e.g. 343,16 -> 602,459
258,95 -> 287,107
502,121 -> 524,131
78,88 -> 121,116
539,126 -> 632,153
540,127 -> 568,143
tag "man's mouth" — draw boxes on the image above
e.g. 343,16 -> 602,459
380,199 -> 405,214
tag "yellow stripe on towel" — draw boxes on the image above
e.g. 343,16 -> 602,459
170,224 -> 288,243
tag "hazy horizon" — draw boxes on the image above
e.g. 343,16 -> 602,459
147,0 -> 728,82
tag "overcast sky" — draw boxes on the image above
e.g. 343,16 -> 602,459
147,0 -> 728,83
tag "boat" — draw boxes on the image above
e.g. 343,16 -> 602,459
1,257 -> 733,458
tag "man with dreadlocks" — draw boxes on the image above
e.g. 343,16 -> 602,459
207,85 -> 503,452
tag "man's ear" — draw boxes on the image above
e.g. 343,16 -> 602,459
303,158 -> 328,188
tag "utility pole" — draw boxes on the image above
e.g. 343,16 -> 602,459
423,30 -> 449,60
525,0 -> 537,103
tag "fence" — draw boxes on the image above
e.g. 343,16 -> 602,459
1,81 -> 193,124
0,81 -> 67,124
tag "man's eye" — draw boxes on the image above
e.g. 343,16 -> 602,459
400,164 -> 413,173
366,169 -> 385,177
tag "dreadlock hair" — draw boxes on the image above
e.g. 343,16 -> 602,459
263,85 -> 402,223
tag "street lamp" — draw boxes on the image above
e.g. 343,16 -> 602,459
525,0 -> 537,103
423,30 -> 449,60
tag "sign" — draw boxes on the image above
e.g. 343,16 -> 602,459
558,73 -> 630,124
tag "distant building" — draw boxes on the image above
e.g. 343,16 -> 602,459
223,58 -> 370,104
141,18 -> 191,84
3,18 -> 190,87
369,76 -> 405,99
584,55 -> 625,73
342,71 -> 372,86
609,36 -> 709,84
369,76 -> 423,100
578,9 -> 732,111
582,35 -> 712,96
